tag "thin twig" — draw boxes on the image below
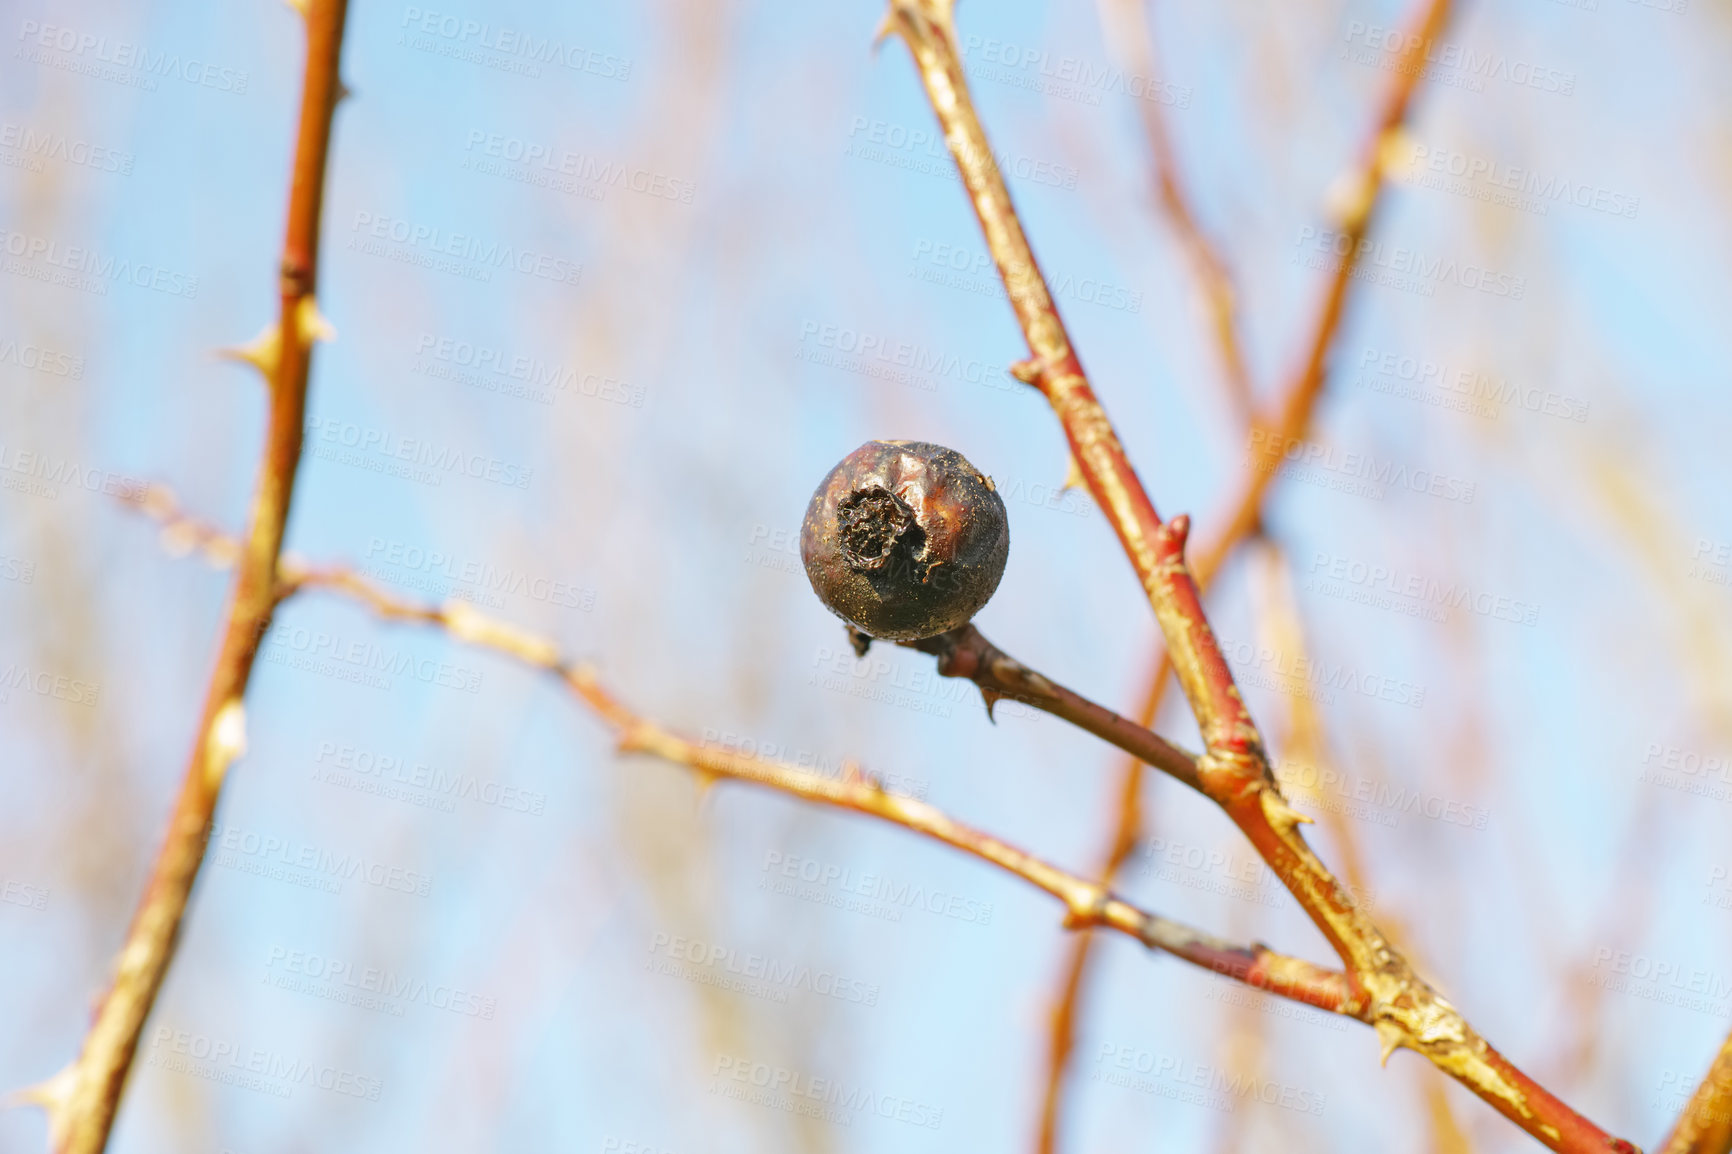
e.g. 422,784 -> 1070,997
1660,1031 -> 1732,1154
1098,0 -> 1252,422
900,625 -> 1201,792
14,7 -> 350,1152
1036,0 -> 1461,1138
881,4 -> 1637,1150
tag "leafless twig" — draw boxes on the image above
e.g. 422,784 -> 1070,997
13,6 -> 350,1151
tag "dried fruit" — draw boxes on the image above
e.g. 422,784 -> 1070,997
801,440 -> 1009,641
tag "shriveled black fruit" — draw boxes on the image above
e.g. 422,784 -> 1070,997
801,440 -> 1009,641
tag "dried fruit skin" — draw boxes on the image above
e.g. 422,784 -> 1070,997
801,440 -> 1009,641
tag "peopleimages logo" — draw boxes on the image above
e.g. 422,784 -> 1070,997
304,416 -> 534,490
398,8 -> 631,80
1639,741 -> 1732,805
646,933 -> 881,1006
145,1026 -> 382,1102
15,20 -> 250,94
264,946 -> 498,1019
1273,757 -> 1490,831
1092,1043 -> 1327,1116
956,35 -> 1192,108
1394,143 -> 1639,220
710,1056 -> 943,1130
0,121 -> 134,174
796,319 -> 1017,396
1588,947 -> 1732,1016
1340,21 -> 1576,96
462,131 -> 695,203
0,228 -> 200,298
0,663 -> 100,707
206,820 -> 434,898
844,116 -> 1079,191
0,445 -> 145,503
414,333 -> 644,408
1214,637 -> 1427,709
759,850 -> 994,926
699,728 -> 928,799
1293,227 -> 1526,300
1246,429 -> 1476,505
347,211 -> 582,286
0,336 -> 84,379
312,739 -> 548,815
262,620 -> 486,694
1355,346 -> 1589,423
362,537 -> 594,611
1304,550 -> 1540,627
908,240 -> 1144,314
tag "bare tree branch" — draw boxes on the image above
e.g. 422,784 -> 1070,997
1037,0 -> 1460,1143
122,487 -> 1366,1018
13,6 -> 351,1151
1660,1031 -> 1732,1154
1098,0 -> 1252,423
880,3 -> 1638,1150
900,625 -> 1201,792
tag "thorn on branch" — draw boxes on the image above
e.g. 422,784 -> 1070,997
293,296 -> 336,346
841,760 -> 884,793
979,687 -> 1003,723
1374,1019 -> 1407,1067
8,1062 -> 79,1150
217,323 -> 284,381
1258,786 -> 1315,835
1061,454 -> 1087,494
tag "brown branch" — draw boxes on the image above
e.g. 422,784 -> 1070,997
16,6 -> 351,1152
1224,0 -> 1454,569
881,4 -> 1637,1151
1036,0 -> 1462,1142
1036,659 -> 1171,1154
120,488 -> 1365,1022
901,625 -> 1201,793
883,0 -> 1258,799
1660,1030 -> 1732,1154
1100,0 -> 1252,422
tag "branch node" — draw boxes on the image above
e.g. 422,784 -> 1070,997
1060,885 -> 1109,931
441,601 -> 562,668
203,699 -> 248,791
1159,512 -> 1192,551
1009,358 -> 1043,386
615,723 -> 653,757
